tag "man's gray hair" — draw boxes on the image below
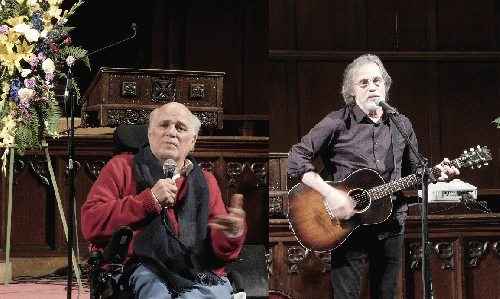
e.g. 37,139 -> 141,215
341,54 -> 392,105
149,106 -> 201,135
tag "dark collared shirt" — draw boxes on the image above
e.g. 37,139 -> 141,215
287,104 -> 420,238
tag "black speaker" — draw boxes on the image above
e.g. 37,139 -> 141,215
225,244 -> 269,298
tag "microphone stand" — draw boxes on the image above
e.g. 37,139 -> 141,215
385,109 -> 436,299
63,24 -> 137,299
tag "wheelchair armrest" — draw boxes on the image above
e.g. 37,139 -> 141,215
103,226 -> 133,264
227,271 -> 244,293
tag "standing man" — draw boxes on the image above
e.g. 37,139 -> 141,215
286,54 -> 458,298
82,102 -> 246,299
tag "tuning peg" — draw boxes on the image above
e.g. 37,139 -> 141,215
484,162 -> 489,166
477,165 -> 482,168
470,148 -> 474,152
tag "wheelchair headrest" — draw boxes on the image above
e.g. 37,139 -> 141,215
113,124 -> 149,153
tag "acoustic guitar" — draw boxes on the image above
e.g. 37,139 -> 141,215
287,146 -> 492,252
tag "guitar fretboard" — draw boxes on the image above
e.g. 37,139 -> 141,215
368,159 -> 462,200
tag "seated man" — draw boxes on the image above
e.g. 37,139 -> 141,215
81,102 -> 247,299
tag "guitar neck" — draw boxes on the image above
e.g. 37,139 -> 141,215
368,159 -> 462,200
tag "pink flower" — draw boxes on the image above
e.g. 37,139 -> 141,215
29,56 -> 39,67
38,52 -> 46,62
41,84 -> 49,92
33,94 -> 47,103
16,118 -> 24,124
45,73 -> 55,82
24,78 -> 36,89
63,37 -> 72,45
0,25 -> 9,35
50,43 -> 60,54
18,99 -> 30,110
66,56 -> 75,67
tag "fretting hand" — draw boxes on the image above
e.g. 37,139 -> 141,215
435,158 -> 460,182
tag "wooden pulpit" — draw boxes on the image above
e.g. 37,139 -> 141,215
80,67 -> 224,128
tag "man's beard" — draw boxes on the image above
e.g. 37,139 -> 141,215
363,93 -> 384,111
363,101 -> 379,111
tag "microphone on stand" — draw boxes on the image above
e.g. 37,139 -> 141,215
374,98 -> 400,115
163,159 -> 177,179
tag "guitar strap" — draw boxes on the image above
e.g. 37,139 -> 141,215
390,117 -> 399,171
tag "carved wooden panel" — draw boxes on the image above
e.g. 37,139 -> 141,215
271,207 -> 500,299
269,153 -> 289,218
402,214 -> 500,299
268,241 -> 334,299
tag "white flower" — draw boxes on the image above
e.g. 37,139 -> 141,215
41,30 -> 48,38
18,88 -> 35,100
25,28 -> 40,43
42,58 -> 55,74
0,115 -> 16,147
21,69 -> 32,77
13,23 -> 30,34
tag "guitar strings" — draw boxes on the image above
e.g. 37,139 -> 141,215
341,151 -> 485,210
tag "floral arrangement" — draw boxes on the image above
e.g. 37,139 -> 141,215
494,118 -> 500,129
0,0 -> 89,172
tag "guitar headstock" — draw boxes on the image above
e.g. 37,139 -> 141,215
456,145 -> 492,169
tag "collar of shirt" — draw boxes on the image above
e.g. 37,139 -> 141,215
350,104 -> 390,124
172,159 -> 193,180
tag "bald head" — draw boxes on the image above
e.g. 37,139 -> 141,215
149,103 -> 201,135
147,102 -> 199,165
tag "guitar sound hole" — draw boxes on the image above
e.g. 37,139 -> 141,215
348,188 -> 370,212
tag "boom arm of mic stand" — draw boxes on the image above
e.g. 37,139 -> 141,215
80,26 -> 137,61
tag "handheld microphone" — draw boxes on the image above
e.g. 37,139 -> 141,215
163,159 -> 177,179
374,98 -> 399,115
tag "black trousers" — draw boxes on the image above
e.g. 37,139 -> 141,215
330,227 -> 404,299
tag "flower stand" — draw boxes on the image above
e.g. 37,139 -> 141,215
4,146 -> 83,294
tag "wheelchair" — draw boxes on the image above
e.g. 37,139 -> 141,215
86,124 -> 268,298
86,226 -> 268,299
